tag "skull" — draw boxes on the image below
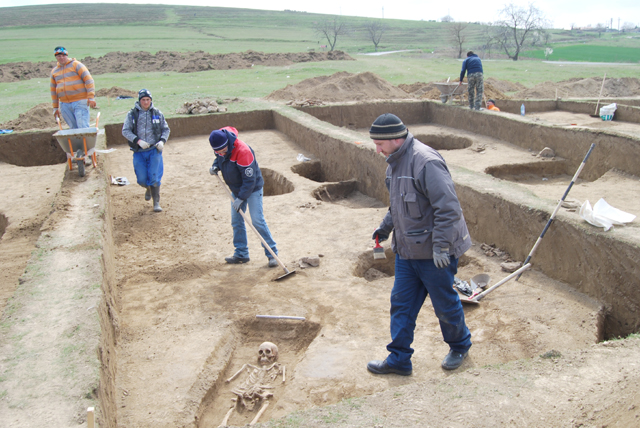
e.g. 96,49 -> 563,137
258,342 -> 278,365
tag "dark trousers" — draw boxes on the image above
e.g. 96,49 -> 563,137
386,255 -> 472,371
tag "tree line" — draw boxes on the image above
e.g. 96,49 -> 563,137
315,2 -> 551,61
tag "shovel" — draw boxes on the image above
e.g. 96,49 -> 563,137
590,73 -> 606,118
215,174 -> 295,281
460,263 -> 532,305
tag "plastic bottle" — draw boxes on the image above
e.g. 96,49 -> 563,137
520,103 -> 525,116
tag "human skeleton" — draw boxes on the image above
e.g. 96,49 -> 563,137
219,342 -> 285,427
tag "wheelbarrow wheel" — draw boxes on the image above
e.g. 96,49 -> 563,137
440,95 -> 449,104
76,159 -> 86,177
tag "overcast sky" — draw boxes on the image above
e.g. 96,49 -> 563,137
0,0 -> 638,30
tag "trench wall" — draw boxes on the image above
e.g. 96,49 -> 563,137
97,156 -> 119,428
493,99 -> 640,124
272,108 -> 391,204
103,110 -> 275,146
456,181 -> 637,338
0,131 -> 67,166
300,100 -> 640,181
426,101 -> 640,180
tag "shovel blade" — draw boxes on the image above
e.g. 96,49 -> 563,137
275,269 -> 296,281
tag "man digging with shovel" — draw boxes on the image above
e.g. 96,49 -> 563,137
367,113 -> 473,375
209,126 -> 279,268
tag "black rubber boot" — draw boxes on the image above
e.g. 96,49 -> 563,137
145,186 -> 151,201
151,185 -> 162,212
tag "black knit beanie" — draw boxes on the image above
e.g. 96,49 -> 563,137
369,113 -> 408,140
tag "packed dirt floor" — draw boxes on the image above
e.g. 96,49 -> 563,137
110,129 -> 610,428
2,67 -> 640,427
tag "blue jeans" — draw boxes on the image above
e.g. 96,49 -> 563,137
386,255 -> 471,371
230,188 -> 277,259
60,100 -> 90,129
133,149 -> 163,187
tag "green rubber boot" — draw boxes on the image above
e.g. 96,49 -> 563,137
145,186 -> 151,201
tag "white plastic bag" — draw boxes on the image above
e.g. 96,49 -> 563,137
579,198 -> 635,231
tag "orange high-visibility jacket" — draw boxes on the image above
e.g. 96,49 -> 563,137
50,58 -> 95,109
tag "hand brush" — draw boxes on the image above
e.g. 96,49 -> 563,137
373,235 -> 386,260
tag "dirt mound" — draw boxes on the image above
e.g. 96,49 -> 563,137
0,103 -> 62,131
514,77 -> 640,99
95,86 -> 137,98
0,50 -> 354,83
399,80 -> 509,101
485,77 -> 526,93
266,71 -> 411,103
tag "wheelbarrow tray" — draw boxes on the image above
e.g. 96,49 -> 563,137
433,82 -> 468,96
53,127 -> 103,158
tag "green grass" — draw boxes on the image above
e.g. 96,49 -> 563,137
522,45 -> 640,62
1,3 -> 639,126
3,3 -> 630,64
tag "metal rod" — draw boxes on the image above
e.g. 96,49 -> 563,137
516,143 -> 596,281
256,315 -> 305,321
215,174 -> 294,279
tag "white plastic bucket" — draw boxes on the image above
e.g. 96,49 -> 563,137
599,104 -> 616,121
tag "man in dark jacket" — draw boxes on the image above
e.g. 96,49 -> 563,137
459,51 -> 484,110
209,126 -> 279,268
367,113 -> 472,376
122,89 -> 170,212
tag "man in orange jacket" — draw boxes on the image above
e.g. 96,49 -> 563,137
50,46 -> 97,129
486,99 -> 501,111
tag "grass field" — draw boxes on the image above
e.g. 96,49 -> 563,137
1,4 -> 639,125
523,45 -> 640,62
0,4 -> 608,63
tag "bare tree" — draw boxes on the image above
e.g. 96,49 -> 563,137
365,20 -> 388,52
313,18 -> 350,51
595,23 -> 606,38
494,2 -> 550,61
441,15 -> 454,23
621,22 -> 636,32
479,22 -> 499,58
448,22 -> 468,58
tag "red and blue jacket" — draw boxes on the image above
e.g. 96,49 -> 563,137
212,126 -> 264,201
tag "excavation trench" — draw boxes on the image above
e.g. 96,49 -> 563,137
3,100 -> 640,427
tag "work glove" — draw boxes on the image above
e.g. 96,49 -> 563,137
138,140 -> 150,149
232,198 -> 245,212
53,109 -> 60,119
433,247 -> 450,269
87,99 -> 97,108
209,165 -> 220,175
372,227 -> 390,243
156,141 -> 164,152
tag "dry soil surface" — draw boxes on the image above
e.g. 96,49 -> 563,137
2,81 -> 640,428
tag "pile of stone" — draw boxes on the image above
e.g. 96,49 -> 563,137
176,99 -> 227,115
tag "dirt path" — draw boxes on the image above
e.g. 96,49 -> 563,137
0,164 -> 104,427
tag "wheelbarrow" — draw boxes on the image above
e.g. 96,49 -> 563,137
433,82 -> 468,104
53,114 -> 103,177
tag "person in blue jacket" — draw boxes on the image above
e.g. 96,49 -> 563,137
458,51 -> 484,110
209,126 -> 279,267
